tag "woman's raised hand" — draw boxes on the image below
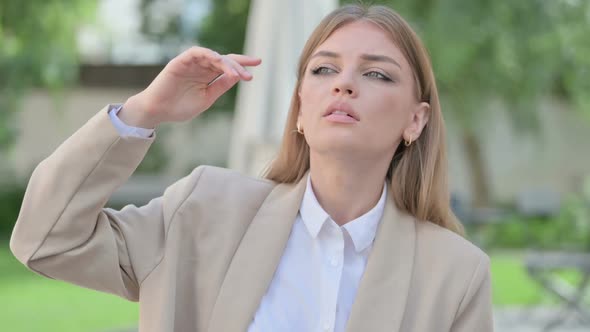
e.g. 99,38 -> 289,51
120,47 -> 261,128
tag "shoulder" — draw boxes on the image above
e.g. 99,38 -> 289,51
166,165 -> 276,209
412,220 -> 491,312
175,164 -> 275,197
414,219 -> 490,277
192,165 -> 275,187
158,165 -> 278,239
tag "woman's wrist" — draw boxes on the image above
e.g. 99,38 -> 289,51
120,94 -> 161,129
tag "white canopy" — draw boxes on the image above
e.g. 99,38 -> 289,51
228,0 -> 337,175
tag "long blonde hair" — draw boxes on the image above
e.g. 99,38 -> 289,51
264,4 -> 464,235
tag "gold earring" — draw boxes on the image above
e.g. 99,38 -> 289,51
296,122 -> 304,135
404,136 -> 413,147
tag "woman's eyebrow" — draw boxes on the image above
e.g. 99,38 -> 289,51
310,50 -> 340,60
360,54 -> 401,69
310,50 -> 401,69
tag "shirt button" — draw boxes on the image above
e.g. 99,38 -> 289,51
330,257 -> 339,267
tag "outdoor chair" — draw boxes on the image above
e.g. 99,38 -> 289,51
521,187 -> 590,331
525,252 -> 590,330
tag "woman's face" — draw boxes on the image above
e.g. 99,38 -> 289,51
298,20 -> 429,160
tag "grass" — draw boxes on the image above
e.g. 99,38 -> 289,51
0,242 -> 138,332
0,243 -> 584,331
490,251 -> 583,307
490,251 -> 546,306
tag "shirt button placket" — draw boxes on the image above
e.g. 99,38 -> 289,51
330,257 -> 339,267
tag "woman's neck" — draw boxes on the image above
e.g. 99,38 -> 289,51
308,153 -> 390,226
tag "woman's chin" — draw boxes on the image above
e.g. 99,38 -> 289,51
309,137 -> 362,155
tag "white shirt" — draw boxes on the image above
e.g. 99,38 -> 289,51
108,105 -> 387,332
108,104 -> 155,138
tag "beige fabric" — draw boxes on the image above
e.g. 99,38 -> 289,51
10,106 -> 493,332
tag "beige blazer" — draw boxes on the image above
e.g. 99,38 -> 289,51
10,106 -> 493,332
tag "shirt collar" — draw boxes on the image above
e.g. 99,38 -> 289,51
299,175 -> 387,253
299,175 -> 330,239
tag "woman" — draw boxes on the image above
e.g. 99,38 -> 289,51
10,4 -> 493,332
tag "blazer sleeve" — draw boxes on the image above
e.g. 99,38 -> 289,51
9,105 -> 204,301
451,254 -> 494,332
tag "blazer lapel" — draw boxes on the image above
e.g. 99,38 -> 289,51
206,174 -> 308,332
345,193 -> 417,332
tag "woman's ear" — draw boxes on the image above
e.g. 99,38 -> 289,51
403,102 -> 430,142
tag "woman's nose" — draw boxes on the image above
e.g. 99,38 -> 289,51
331,74 -> 357,97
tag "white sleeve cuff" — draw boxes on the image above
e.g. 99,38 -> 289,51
108,104 -> 155,139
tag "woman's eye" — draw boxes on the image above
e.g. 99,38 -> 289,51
311,66 -> 336,75
365,71 -> 392,81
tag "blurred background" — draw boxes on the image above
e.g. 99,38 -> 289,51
1,0 -> 589,331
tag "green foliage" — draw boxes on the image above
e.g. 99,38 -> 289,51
0,0 -> 97,150
197,0 -> 251,113
346,0 -> 590,129
490,252 -> 583,307
139,0 -> 251,113
144,0 -> 589,204
342,0 -> 590,204
490,252 -> 545,306
0,243 -> 138,331
473,194 -> 590,250
140,0 -> 590,123
197,0 -> 250,55
0,183 -> 25,236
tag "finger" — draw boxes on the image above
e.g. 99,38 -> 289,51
224,56 -> 254,81
187,47 -> 240,80
226,54 -> 262,67
206,71 -> 241,101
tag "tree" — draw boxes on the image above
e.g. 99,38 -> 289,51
140,0 -> 590,205
140,0 -> 251,113
0,0 -> 97,150
197,0 -> 251,112
345,0 -> 590,206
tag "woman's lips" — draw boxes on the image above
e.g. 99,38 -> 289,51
324,112 -> 358,123
323,101 -> 360,121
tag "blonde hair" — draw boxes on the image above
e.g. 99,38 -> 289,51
264,4 -> 464,235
